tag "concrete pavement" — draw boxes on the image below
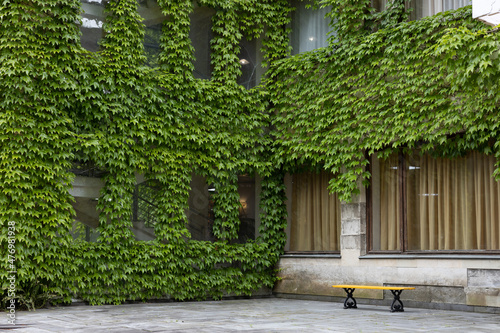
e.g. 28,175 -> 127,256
3,298 -> 500,332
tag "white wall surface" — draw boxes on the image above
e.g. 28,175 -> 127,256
473,0 -> 500,25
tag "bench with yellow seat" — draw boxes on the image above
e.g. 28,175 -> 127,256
332,285 -> 415,312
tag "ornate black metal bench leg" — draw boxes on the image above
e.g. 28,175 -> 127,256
390,290 -> 405,312
343,288 -> 357,309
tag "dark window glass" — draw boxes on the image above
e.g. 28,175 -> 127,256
80,0 -> 107,51
187,174 -> 214,241
138,0 -> 166,67
237,38 -> 259,89
191,5 -> 214,79
237,174 -> 256,243
69,162 -> 105,242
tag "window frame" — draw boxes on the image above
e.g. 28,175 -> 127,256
284,171 -> 342,255
367,150 -> 500,255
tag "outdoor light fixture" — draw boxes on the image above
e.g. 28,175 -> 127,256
239,58 -> 250,65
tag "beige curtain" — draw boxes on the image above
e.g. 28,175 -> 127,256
412,0 -> 471,20
407,152 -> 500,250
379,154 -> 401,251
290,171 -> 341,251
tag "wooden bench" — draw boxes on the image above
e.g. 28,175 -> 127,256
332,285 -> 415,312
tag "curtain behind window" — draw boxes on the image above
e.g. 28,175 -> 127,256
413,0 -> 471,19
374,153 -> 401,251
290,171 -> 341,251
290,0 -> 332,55
406,152 -> 500,250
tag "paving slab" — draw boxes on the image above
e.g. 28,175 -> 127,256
3,298 -> 500,332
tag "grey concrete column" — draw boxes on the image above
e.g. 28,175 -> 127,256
340,180 -> 367,261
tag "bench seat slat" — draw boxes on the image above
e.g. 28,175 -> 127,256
332,285 -> 415,290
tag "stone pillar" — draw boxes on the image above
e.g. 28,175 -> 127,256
340,180 -> 367,263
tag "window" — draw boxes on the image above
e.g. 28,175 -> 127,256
138,0 -> 166,67
411,0 -> 471,19
132,179 -> 160,241
370,151 -> 500,252
186,174 -> 214,241
80,0 -> 107,51
288,171 -> 341,252
290,0 -> 333,55
190,5 -> 214,79
237,37 -> 259,89
374,0 -> 471,20
69,162 -> 105,242
187,174 -> 258,242
236,174 -> 257,243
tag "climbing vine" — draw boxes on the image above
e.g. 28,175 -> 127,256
0,0 -> 290,308
1,0 -> 499,309
267,1 -> 500,201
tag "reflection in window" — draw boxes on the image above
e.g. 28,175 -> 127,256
290,0 -> 332,55
69,173 -> 103,242
80,0 -> 107,52
186,174 -> 257,242
138,0 -> 166,68
132,179 -> 159,241
237,174 -> 256,243
187,174 -> 214,241
237,38 -> 259,89
190,5 -> 214,79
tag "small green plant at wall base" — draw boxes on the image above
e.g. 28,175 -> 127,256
1,0 -> 499,308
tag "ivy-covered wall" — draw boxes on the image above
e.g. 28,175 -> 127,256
268,1 -> 500,202
1,0 -> 499,309
0,0 -> 290,308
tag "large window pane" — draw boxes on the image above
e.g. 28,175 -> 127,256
138,0 -> 166,68
290,0 -> 332,55
374,1 -> 471,20
371,153 -> 401,251
191,5 -> 214,79
132,179 -> 159,241
80,0 -> 107,51
290,171 -> 341,252
237,174 -> 256,243
187,174 -> 214,241
69,164 -> 105,242
371,150 -> 500,252
237,37 -> 259,89
411,0 -> 471,20
406,152 -> 500,250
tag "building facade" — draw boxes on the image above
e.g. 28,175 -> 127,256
274,0 -> 500,312
2,0 -> 499,311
